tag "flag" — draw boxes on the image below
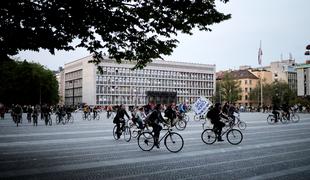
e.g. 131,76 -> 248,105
258,41 -> 263,65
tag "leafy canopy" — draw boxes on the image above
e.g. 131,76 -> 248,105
0,0 -> 230,69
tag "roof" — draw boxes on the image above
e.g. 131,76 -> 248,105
216,70 -> 259,80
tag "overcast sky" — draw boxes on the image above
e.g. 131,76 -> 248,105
16,0 -> 310,71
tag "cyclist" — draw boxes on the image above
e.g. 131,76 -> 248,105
41,104 -> 51,126
83,105 -> 90,119
14,104 -> 23,124
113,104 -> 130,139
93,106 -> 98,119
281,103 -> 290,120
207,103 -> 228,141
135,106 -> 145,129
26,105 -> 33,123
106,105 -> 113,118
228,103 -> 238,124
32,106 -> 39,126
272,104 -> 280,123
164,103 -> 177,126
148,104 -> 168,148
65,106 -> 73,120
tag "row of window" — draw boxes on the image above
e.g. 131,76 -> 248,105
96,95 -> 201,105
96,76 -> 214,88
65,70 -> 82,81
96,85 -> 214,96
99,66 -> 214,80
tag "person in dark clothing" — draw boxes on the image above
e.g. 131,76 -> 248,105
164,103 -> 177,126
148,104 -> 168,148
222,102 -> 230,115
281,103 -> 290,120
207,103 -> 228,141
114,104 -> 130,139
272,104 -> 280,123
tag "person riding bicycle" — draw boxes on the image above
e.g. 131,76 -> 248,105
147,104 -> 168,148
83,105 -> 90,119
113,104 -> 130,139
107,105 -> 113,118
164,103 -> 177,126
32,106 -> 39,126
14,104 -> 23,124
134,107 -> 145,129
207,103 -> 228,141
41,104 -> 51,125
93,106 -> 98,119
281,103 -> 290,120
26,105 -> 33,123
228,103 -> 239,124
272,104 -> 280,123
65,106 -> 73,120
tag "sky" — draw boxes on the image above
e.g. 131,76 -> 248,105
16,0 -> 310,72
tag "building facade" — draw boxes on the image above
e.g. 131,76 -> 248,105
296,62 -> 310,96
265,59 -> 297,92
62,55 -> 216,106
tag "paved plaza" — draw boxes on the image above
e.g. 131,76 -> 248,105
0,112 -> 310,179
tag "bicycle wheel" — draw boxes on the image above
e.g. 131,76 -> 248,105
201,129 -> 217,144
96,114 -> 100,120
164,132 -> 184,153
175,120 -> 187,131
238,121 -> 247,130
267,115 -> 275,125
280,117 -> 288,124
113,125 -> 119,140
184,114 -> 189,122
130,123 -> 139,138
194,115 -> 200,122
291,114 -> 300,123
226,129 -> 243,145
137,132 -> 154,151
123,126 -> 131,142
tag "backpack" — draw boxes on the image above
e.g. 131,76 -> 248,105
206,108 -> 216,123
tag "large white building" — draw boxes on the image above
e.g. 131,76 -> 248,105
61,55 -> 216,106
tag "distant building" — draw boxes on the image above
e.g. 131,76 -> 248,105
264,59 -> 297,92
217,70 -> 259,107
61,55 -> 216,106
296,61 -> 310,96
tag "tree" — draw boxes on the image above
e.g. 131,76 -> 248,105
216,72 -> 242,103
0,59 -> 59,105
0,0 -> 230,69
249,81 -> 296,106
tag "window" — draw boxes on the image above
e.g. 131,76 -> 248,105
245,95 -> 248,100
245,88 -> 248,92
245,80 -> 247,84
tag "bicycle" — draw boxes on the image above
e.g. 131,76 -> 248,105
137,125 -> 184,153
266,112 -> 288,124
82,112 -> 91,121
230,113 -> 246,130
201,123 -> 243,145
174,113 -> 187,131
289,111 -> 300,123
113,118 -> 131,142
194,112 -> 207,122
91,112 -> 100,120
63,113 -> 74,124
44,113 -> 52,126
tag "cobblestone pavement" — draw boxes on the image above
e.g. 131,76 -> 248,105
1,112 -> 310,180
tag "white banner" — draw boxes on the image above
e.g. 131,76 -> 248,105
192,97 -> 212,115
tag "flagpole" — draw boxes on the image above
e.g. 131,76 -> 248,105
258,40 -> 263,111
260,41 -> 263,111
